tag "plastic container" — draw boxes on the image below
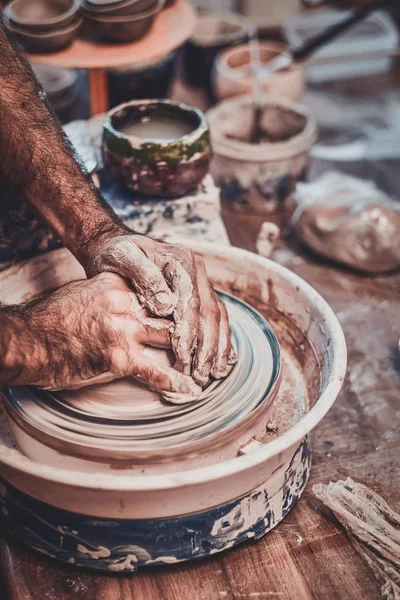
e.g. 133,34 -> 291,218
208,95 -> 317,218
285,9 -> 399,82
212,41 -> 305,103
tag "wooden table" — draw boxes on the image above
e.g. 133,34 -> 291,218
1,63 -> 400,600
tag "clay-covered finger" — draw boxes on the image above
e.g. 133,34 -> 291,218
136,318 -> 173,348
162,249 -> 201,367
193,258 -> 221,385
211,295 -> 234,379
91,236 -> 176,316
128,355 -> 201,403
228,346 -> 238,364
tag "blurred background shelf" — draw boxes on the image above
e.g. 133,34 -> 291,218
26,0 -> 197,115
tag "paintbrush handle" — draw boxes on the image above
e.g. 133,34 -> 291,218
291,0 -> 394,62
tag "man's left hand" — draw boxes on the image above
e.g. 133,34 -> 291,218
84,232 -> 237,386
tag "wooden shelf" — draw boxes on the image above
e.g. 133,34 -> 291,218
27,0 -> 197,114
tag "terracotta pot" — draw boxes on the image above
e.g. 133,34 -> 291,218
212,42 -> 305,103
0,242 -> 346,571
102,99 -> 211,198
208,95 -> 317,218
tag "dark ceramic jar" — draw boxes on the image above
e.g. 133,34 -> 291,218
107,52 -> 177,108
182,10 -> 252,97
102,99 -> 211,198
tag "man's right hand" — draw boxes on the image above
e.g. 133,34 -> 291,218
1,273 -> 202,401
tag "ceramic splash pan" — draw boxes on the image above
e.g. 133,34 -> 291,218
0,242 -> 346,572
3,292 -> 281,472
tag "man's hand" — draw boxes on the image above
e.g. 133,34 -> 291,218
0,273 -> 201,401
84,233 -> 237,386
0,20 -> 237,387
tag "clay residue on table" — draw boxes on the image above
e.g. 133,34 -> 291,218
208,266 -> 321,440
293,173 -> 400,274
271,236 -> 400,506
314,478 -> 400,600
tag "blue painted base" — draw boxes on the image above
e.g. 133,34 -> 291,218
0,439 -> 311,572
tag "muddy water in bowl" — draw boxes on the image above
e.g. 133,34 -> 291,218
119,117 -> 193,142
102,100 -> 211,198
208,96 -> 317,221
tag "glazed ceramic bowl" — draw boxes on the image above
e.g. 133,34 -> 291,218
82,0 -> 163,43
212,42 -> 305,102
183,10 -> 252,94
0,242 -> 346,571
108,51 -> 177,107
207,95 -> 318,219
102,99 -> 211,197
4,0 -> 81,33
7,16 -> 82,53
80,0 -> 158,17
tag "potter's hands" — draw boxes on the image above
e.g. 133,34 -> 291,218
7,273 -> 201,399
84,234 -> 237,385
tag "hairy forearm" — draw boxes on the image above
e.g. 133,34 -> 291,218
0,303 -> 39,384
0,18 -> 129,265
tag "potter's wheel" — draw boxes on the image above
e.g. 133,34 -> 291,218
3,292 -> 281,466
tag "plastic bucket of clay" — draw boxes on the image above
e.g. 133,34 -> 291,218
207,95 -> 318,219
212,42 -> 305,103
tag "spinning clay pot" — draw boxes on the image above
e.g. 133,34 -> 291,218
4,291 -> 281,472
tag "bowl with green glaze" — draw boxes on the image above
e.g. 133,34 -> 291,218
102,99 -> 211,198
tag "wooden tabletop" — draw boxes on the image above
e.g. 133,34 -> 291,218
1,59 -> 400,600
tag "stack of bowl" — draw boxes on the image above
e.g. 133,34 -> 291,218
4,0 -> 82,53
80,0 -> 165,44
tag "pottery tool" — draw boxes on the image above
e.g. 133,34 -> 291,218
264,0 -> 393,77
249,33 -> 264,144
3,291 -> 281,472
250,0 -> 394,140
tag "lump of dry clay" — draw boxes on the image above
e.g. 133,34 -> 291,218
293,172 -> 400,274
256,222 -> 280,258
